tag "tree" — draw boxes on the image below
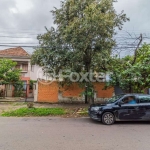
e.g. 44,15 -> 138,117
32,0 -> 129,103
107,44 -> 150,93
0,59 -> 21,84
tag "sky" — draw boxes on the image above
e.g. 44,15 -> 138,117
0,0 -> 150,55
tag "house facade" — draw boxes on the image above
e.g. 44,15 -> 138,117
0,47 -> 42,97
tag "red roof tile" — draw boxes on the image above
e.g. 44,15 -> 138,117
0,47 -> 30,57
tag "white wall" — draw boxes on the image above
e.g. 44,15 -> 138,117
30,65 -> 45,81
2,57 -> 48,81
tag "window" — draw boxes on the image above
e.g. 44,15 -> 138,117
22,64 -> 28,71
139,95 -> 150,103
121,96 -> 137,104
107,94 -> 125,104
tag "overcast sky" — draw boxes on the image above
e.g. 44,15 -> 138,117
0,0 -> 150,54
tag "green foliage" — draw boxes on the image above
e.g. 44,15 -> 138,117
31,0 -> 129,103
14,91 -> 24,97
0,59 -> 23,97
0,59 -> 21,84
81,84 -> 95,97
1,107 -> 66,117
107,44 -> 150,93
13,82 -> 24,97
29,80 -> 36,90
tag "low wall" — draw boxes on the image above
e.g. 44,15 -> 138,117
36,81 -> 114,103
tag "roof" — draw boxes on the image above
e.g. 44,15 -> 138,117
0,47 -> 30,58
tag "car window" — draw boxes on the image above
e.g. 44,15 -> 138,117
107,94 -> 125,104
121,96 -> 137,104
139,95 -> 150,103
122,97 -> 129,104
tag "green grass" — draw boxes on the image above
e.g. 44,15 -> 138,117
1,107 -> 66,117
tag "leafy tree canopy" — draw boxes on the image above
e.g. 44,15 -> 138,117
0,59 -> 21,84
32,0 -> 129,72
107,44 -> 150,93
31,0 -> 129,103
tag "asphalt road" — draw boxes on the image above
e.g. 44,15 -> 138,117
0,117 -> 150,150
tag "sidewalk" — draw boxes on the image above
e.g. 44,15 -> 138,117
0,97 -> 34,102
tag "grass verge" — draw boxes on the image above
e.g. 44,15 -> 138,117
1,107 -> 66,117
77,108 -> 88,116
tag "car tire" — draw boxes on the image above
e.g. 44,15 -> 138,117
102,112 -> 115,125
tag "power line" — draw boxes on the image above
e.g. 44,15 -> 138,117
0,44 -> 143,49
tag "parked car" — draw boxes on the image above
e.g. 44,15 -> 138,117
88,93 -> 150,125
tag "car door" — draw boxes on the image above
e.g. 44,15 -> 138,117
138,95 -> 150,120
116,95 -> 140,120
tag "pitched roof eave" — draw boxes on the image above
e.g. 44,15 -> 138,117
0,55 -> 30,59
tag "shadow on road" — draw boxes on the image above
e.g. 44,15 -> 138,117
115,121 -> 150,125
83,117 -> 150,126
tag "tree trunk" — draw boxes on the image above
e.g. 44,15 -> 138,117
85,85 -> 88,104
85,62 -> 90,104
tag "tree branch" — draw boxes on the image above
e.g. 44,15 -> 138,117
132,34 -> 143,65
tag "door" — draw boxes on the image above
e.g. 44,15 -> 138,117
117,104 -> 140,120
138,95 -> 150,120
6,84 -> 13,97
116,95 -> 140,120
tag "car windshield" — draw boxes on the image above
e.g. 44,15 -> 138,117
107,94 -> 125,104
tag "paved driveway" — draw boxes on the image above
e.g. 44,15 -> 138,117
0,117 -> 150,150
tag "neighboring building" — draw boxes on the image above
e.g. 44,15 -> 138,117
0,47 -> 31,84
0,47 -> 43,97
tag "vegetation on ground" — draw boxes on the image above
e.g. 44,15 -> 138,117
77,108 -> 88,115
1,107 -> 66,117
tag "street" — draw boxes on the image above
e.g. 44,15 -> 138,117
0,117 -> 150,150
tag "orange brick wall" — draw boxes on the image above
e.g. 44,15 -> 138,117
62,83 -> 84,97
37,81 -> 114,103
94,82 -> 114,98
38,82 -> 59,102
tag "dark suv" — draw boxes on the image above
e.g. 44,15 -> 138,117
88,94 -> 150,125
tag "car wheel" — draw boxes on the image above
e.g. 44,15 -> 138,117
102,112 -> 115,125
